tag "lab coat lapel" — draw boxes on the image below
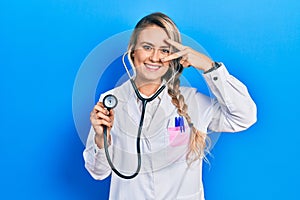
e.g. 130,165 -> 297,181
116,80 -> 175,133
147,88 -> 175,134
117,80 -> 141,127
122,95 -> 141,126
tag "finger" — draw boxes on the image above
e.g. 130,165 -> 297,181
161,49 -> 188,62
94,104 -> 103,112
179,59 -> 185,65
91,108 -> 111,122
96,112 -> 111,122
180,60 -> 191,68
94,104 -> 109,115
161,51 -> 184,62
96,101 -> 104,107
92,118 -> 113,127
96,108 -> 115,119
165,39 -> 186,51
181,55 -> 188,61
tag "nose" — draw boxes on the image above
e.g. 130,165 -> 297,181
149,49 -> 161,62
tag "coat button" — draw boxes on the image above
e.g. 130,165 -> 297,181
213,77 -> 218,81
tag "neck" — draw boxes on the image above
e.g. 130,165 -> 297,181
134,80 -> 161,97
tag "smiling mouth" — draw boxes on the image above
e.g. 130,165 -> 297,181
145,64 -> 161,71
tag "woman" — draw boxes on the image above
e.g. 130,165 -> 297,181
84,12 -> 256,199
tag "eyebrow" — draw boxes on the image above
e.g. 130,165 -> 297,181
140,42 -> 170,49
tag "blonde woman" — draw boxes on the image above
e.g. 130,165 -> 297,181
84,12 -> 256,199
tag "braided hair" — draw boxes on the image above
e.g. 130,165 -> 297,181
128,12 -> 211,163
166,69 -> 211,164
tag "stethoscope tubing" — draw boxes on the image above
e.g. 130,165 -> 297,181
103,82 -> 166,179
102,52 -> 178,179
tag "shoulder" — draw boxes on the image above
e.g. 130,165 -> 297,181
180,86 -> 211,103
98,80 -> 132,102
180,86 -> 199,98
180,86 -> 197,94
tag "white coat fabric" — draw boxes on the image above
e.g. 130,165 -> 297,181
83,65 -> 257,200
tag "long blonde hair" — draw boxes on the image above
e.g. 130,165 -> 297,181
128,12 -> 211,163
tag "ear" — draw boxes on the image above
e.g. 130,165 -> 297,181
128,45 -> 134,57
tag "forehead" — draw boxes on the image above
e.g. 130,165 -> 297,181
136,26 -> 169,46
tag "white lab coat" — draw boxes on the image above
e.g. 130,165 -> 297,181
83,65 -> 257,200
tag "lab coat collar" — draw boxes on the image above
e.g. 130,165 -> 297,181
117,80 -> 175,131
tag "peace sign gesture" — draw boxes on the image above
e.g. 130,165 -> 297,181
161,39 -> 214,72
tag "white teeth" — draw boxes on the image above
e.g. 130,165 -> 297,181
145,64 -> 160,69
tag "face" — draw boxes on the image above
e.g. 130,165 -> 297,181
132,25 -> 171,86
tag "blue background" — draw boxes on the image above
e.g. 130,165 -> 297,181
1,0 -> 299,199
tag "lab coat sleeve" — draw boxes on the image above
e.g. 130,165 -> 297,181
202,64 -> 257,132
83,127 -> 112,180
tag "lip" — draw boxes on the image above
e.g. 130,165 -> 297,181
144,64 -> 161,71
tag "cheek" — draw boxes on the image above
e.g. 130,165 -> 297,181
133,51 -> 150,66
162,61 -> 171,67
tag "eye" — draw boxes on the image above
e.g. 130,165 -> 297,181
160,48 -> 170,54
142,45 -> 152,51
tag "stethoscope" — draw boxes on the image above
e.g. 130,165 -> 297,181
102,52 -> 183,179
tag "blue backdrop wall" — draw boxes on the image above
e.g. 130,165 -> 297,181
1,0 -> 299,199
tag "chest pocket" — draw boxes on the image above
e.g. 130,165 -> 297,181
167,115 -> 191,146
165,115 -> 191,164
168,126 -> 190,147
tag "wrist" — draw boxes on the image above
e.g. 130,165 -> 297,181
94,133 -> 105,149
203,61 -> 221,74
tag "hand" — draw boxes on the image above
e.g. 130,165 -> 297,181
162,39 -> 213,72
90,102 -> 115,148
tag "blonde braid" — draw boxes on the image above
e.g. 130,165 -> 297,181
167,74 -> 211,164
127,12 -> 211,163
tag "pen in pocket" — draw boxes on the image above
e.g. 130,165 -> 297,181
175,116 -> 185,133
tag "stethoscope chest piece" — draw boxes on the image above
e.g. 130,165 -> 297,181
103,94 -> 118,110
